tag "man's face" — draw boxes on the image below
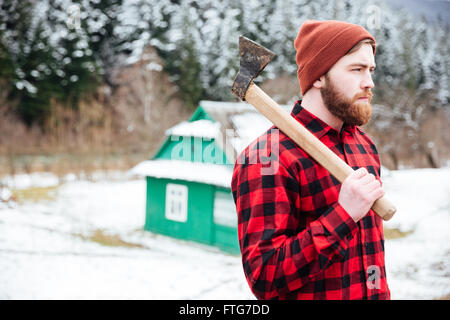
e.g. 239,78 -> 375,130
320,44 -> 375,127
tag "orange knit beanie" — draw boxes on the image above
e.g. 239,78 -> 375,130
294,20 -> 376,96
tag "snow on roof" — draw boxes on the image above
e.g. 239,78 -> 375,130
228,112 -> 273,153
200,100 -> 255,113
165,119 -> 221,139
129,160 -> 233,188
199,100 -> 291,115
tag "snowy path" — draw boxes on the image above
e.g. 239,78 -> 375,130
0,168 -> 449,299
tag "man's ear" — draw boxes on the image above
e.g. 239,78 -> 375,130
312,75 -> 326,89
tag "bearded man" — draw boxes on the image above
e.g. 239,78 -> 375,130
231,20 -> 390,300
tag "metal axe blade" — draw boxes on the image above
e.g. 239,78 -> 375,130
231,36 -> 275,101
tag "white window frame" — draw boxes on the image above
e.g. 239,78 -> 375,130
165,183 -> 188,223
213,190 -> 237,228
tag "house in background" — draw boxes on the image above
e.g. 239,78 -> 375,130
131,100 -> 290,253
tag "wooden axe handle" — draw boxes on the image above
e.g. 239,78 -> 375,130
245,82 -> 396,221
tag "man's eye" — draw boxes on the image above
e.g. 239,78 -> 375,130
352,68 -> 361,72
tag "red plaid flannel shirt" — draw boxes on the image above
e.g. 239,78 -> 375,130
231,101 -> 390,300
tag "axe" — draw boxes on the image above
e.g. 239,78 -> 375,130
231,36 -> 396,221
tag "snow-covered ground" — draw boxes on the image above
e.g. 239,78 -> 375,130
0,168 -> 449,300
382,167 -> 450,299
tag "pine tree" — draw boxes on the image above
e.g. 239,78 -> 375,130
46,0 -> 100,111
167,0 -> 203,109
0,0 -> 61,126
84,0 -> 134,88
16,19 -> 61,126
266,0 -> 301,76
198,1 -> 240,101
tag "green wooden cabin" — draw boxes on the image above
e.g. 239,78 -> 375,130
131,100 -> 283,253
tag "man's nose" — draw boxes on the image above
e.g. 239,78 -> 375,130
362,73 -> 375,89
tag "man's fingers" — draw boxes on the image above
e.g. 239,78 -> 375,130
350,167 -> 368,180
350,168 -> 378,187
369,187 -> 385,201
359,172 -> 376,185
361,180 -> 382,196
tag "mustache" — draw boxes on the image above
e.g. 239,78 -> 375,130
353,90 -> 373,101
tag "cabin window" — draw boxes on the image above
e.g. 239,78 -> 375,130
213,190 -> 237,227
165,183 -> 188,222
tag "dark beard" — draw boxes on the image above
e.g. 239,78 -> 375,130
320,74 -> 373,127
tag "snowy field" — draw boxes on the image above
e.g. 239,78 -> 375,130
0,167 -> 449,300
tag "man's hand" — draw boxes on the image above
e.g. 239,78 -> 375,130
338,168 -> 384,222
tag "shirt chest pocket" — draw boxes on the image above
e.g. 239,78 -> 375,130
343,142 -> 381,178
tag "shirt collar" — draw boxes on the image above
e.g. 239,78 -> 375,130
290,100 -> 356,139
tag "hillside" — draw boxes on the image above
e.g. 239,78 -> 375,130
0,0 -> 448,174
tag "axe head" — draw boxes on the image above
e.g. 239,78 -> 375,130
231,36 -> 275,101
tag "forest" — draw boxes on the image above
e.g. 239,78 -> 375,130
0,0 -> 449,173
